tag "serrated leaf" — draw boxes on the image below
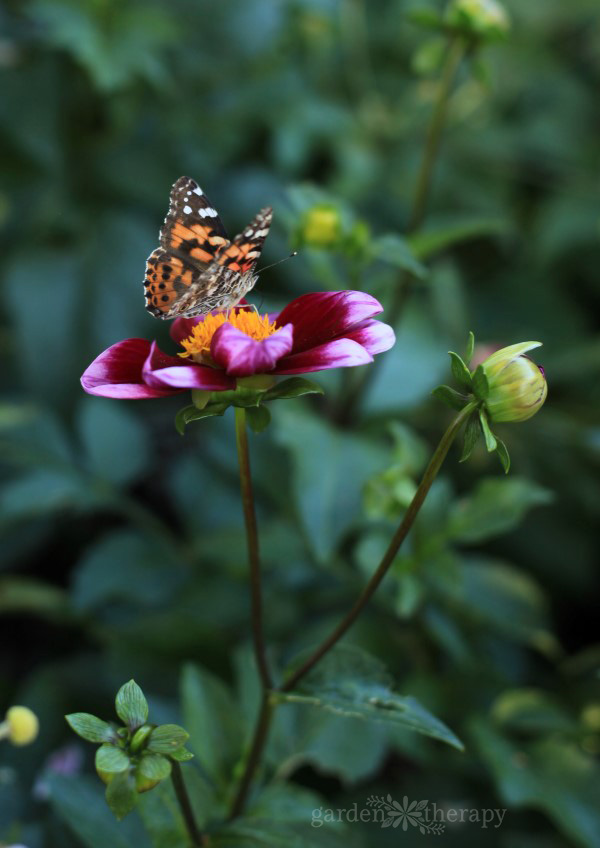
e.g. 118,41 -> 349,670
263,377 -> 325,401
465,331 -> 475,365
175,402 -> 229,434
495,437 -> 511,474
279,646 -> 463,750
96,745 -> 130,776
245,405 -> 271,433
65,713 -> 117,744
478,409 -> 497,452
105,770 -> 138,821
460,413 -> 482,463
448,351 -> 472,389
137,753 -> 172,782
471,364 -> 489,399
147,724 -> 189,754
115,680 -> 148,730
432,384 -> 469,410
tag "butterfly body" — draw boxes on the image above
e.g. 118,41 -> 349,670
144,176 -> 272,319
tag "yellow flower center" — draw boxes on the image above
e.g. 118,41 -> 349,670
179,309 -> 280,362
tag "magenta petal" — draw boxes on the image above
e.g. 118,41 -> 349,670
170,316 -> 204,345
276,291 -> 384,353
211,323 -> 294,377
142,341 -> 234,390
345,319 -> 396,355
274,338 -> 373,374
81,338 -> 180,398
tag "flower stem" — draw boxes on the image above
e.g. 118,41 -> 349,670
338,37 -> 466,423
281,402 -> 475,692
234,407 -> 272,691
228,692 -> 275,820
171,762 -> 208,847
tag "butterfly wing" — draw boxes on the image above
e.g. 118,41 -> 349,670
144,176 -> 231,319
215,206 -> 273,274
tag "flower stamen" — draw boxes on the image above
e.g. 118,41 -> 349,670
179,308 -> 280,362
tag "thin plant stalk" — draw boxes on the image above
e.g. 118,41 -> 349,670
228,402 -> 475,818
171,762 -> 208,847
234,406 -> 272,691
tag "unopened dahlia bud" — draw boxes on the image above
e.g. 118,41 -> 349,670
446,0 -> 510,40
1,705 -> 39,746
479,342 -> 547,423
300,204 -> 341,248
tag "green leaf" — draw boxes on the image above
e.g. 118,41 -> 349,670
137,753 -> 172,782
175,402 -> 229,434
279,646 -> 463,750
96,744 -> 130,775
263,377 -> 325,401
78,398 -> 150,486
460,413 -> 482,463
245,405 -> 271,433
471,364 -> 489,399
48,775 -> 151,848
465,331 -> 475,365
169,746 -> 194,762
147,724 -> 190,754
370,233 -> 428,278
431,384 -> 469,410
448,351 -> 472,389
115,680 -> 148,730
495,437 -> 511,474
181,664 -> 243,783
105,770 -> 138,821
447,477 -> 553,543
0,576 -> 71,623
136,780 -> 192,848
408,218 -> 508,260
491,689 -> 575,734
478,408 -> 497,452
471,720 -> 600,848
66,713 -> 117,744
272,406 -> 387,561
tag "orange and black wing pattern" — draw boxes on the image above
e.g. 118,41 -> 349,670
144,176 -> 230,318
215,206 -> 273,274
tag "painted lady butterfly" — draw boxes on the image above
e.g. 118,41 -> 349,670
144,176 -> 272,319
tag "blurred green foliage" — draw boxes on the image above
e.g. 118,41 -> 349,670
1,0 -> 599,846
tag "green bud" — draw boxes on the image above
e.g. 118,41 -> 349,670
299,204 -> 341,248
446,0 -> 510,41
479,342 -> 547,423
130,724 -> 153,753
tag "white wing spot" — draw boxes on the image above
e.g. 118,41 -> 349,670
193,187 -> 203,196
199,207 -> 217,218
255,228 -> 269,238
183,204 -> 192,215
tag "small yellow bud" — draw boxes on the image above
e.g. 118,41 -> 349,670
446,0 -> 510,40
5,705 -> 39,745
480,342 -> 547,423
300,205 -> 341,248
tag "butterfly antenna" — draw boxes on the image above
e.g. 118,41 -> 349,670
258,251 -> 298,274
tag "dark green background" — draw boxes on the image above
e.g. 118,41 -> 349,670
1,0 -> 599,846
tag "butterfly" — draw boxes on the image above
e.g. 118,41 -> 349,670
144,176 -> 272,319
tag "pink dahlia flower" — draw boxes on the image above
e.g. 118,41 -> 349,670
81,291 -> 395,399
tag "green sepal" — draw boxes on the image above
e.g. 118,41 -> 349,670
65,713 -> 117,744
460,413 -> 482,463
169,746 -> 194,762
95,744 -> 130,776
448,351 -> 472,389
432,384 -> 470,411
115,680 -> 148,730
105,769 -> 137,820
130,724 -> 153,753
146,724 -> 190,754
471,364 -> 489,400
495,436 -> 511,474
479,408 -> 497,452
262,377 -> 325,401
175,402 -> 228,434
465,331 -> 475,365
245,405 -> 271,433
210,386 -> 265,409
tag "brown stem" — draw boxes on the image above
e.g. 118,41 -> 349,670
228,693 -> 275,820
171,762 -> 208,847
